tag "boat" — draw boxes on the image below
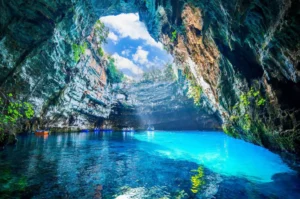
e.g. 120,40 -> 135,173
122,127 -> 134,132
94,128 -> 113,132
100,129 -> 113,132
147,126 -> 155,131
80,129 -> 90,133
35,130 -> 49,136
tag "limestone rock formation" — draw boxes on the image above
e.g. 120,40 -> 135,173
0,1 -> 113,132
149,0 -> 300,166
107,80 -> 221,130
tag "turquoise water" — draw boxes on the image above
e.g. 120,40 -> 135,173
0,131 -> 299,199
134,131 -> 291,182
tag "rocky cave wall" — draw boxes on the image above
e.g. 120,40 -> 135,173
146,0 -> 300,163
0,0 -> 300,166
107,80 -> 221,130
0,0 -> 114,132
0,0 -> 219,133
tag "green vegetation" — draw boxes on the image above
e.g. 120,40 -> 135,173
229,115 -> 239,122
187,83 -> 202,106
230,87 -> 267,131
223,124 -> 239,138
140,63 -> 176,83
0,92 -> 34,135
171,30 -> 177,43
97,47 -> 104,57
72,42 -> 87,62
190,166 -> 205,194
240,93 -> 250,106
106,57 -> 124,84
0,167 -> 28,197
256,97 -> 266,107
94,20 -> 109,45
72,20 -> 108,62
239,87 -> 266,108
94,20 -> 109,57
184,67 -> 202,106
243,113 -> 251,130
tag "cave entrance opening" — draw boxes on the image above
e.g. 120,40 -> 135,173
95,13 -> 201,130
99,13 -> 175,84
93,13 -> 221,131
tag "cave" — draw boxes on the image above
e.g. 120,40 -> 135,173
0,0 -> 300,198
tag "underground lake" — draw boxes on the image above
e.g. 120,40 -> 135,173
1,131 -> 300,198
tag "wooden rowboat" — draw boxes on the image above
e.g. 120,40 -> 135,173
35,130 -> 49,136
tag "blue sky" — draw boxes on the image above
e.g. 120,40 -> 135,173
100,13 -> 173,78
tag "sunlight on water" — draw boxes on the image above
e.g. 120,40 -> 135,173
134,131 -> 292,182
1,131 -> 299,198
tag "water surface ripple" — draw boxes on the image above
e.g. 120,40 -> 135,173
0,131 -> 299,199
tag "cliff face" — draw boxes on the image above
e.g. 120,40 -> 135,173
146,0 -> 300,162
0,1 -> 112,131
0,0 -> 300,165
0,0 -> 219,133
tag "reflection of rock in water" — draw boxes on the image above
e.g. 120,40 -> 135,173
202,173 -> 223,198
199,169 -> 300,199
115,187 -> 147,199
114,179 -> 223,199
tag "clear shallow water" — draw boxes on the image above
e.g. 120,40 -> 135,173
134,131 -> 292,182
0,131 -> 299,199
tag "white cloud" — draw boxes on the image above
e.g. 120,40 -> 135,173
112,53 -> 144,76
132,46 -> 149,65
121,49 -> 131,56
101,13 -> 163,49
108,32 -> 118,43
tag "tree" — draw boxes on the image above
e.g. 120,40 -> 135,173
184,67 -> 202,106
140,63 -> 176,83
106,57 -> 124,84
94,20 -> 109,57
94,20 -> 109,45
72,42 -> 87,62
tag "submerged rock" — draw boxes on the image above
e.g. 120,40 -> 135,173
116,187 -> 147,199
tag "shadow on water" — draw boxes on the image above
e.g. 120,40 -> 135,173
0,131 -> 299,199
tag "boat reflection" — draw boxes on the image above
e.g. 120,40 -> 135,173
34,134 -> 49,140
122,131 -> 134,140
147,131 -> 155,139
